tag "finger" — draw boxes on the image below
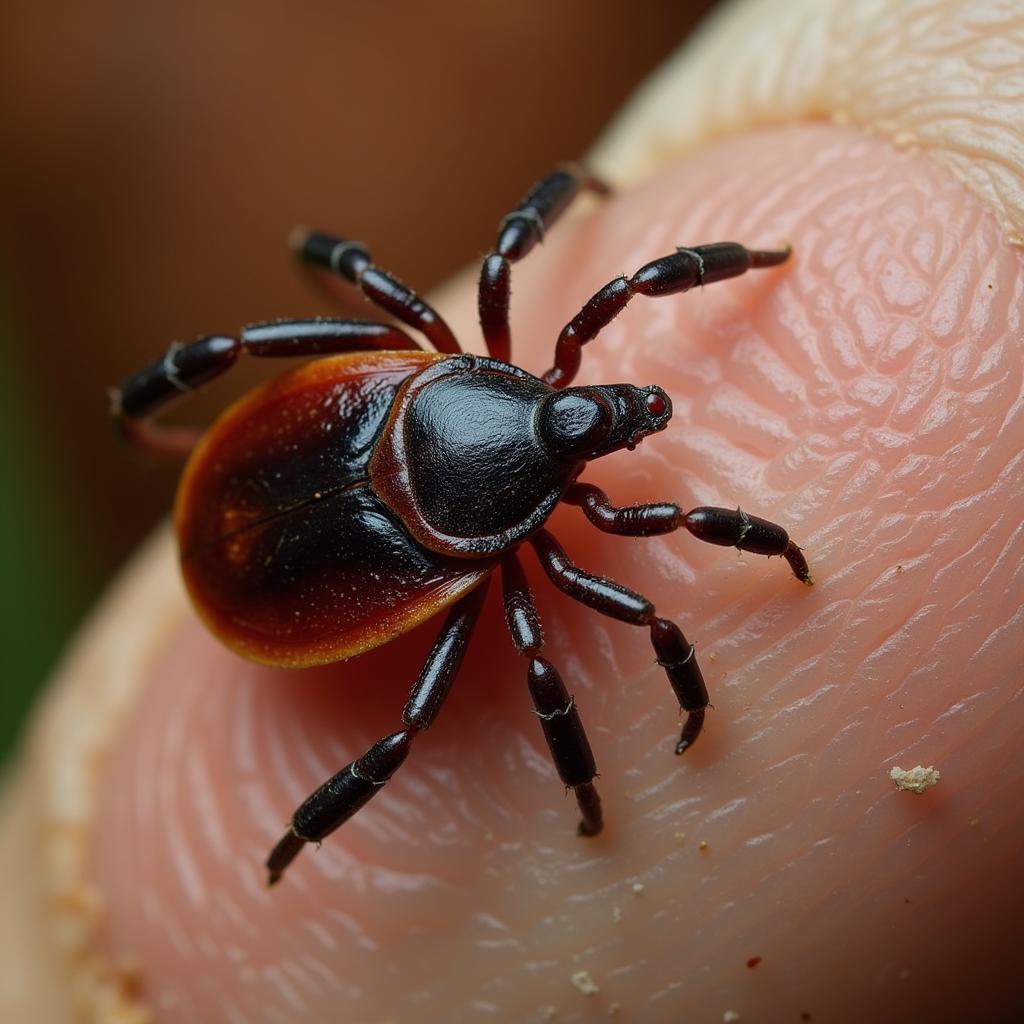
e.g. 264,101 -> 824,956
592,0 -> 1024,246
86,134 -> 1024,1022
5,8 -> 1023,1024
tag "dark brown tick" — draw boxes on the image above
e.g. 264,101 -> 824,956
111,164 -> 812,886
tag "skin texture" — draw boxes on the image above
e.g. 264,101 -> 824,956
3,3 -> 1023,1023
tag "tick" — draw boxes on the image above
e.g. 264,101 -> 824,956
112,165 -> 812,886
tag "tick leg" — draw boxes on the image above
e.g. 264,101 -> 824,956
501,553 -> 603,837
266,581 -> 488,887
650,618 -> 708,755
684,505 -> 813,585
529,657 -> 603,837
479,165 -> 610,363
293,230 -> 461,355
240,317 -> 420,355
111,334 -> 240,455
502,551 -> 544,656
111,318 -> 419,456
564,482 -> 813,586
529,528 -> 710,754
543,242 -> 791,389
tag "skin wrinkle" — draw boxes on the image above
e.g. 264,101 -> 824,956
593,0 -> 1024,244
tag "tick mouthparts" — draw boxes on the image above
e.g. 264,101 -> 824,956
582,382 -> 673,458
644,386 -> 670,419
642,385 -> 672,427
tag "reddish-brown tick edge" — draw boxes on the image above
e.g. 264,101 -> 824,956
111,165 -> 812,886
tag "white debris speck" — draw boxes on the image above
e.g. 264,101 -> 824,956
889,765 -> 940,794
612,906 -> 623,924
538,1007 -> 557,1022
631,882 -> 645,895
723,1011 -> 741,1022
571,971 -> 600,996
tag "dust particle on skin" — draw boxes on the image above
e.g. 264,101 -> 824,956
889,765 -> 940,793
612,906 -> 623,924
54,881 -> 104,921
631,882 -> 645,895
699,840 -> 709,851
723,1012 -> 741,1022
571,971 -> 600,996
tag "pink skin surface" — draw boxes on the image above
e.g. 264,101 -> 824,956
91,125 -> 1024,1023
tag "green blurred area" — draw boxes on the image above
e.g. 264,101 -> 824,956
0,295 -> 95,761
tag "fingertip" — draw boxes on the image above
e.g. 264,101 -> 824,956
13,81 -> 1023,1024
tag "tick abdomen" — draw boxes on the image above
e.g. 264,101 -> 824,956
176,351 -> 490,667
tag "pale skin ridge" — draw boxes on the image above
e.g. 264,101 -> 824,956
591,0 -> 1024,245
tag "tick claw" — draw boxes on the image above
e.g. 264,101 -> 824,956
265,829 -> 306,886
784,541 -> 813,585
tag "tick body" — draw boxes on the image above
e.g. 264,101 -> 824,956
113,164 -> 812,885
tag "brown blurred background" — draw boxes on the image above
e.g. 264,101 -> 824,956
0,1 -> 717,758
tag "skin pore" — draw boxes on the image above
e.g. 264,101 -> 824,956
3,4 -> 1023,1023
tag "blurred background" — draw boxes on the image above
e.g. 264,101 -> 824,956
0,1 -> 719,760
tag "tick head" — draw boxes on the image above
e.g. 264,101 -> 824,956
538,383 -> 672,462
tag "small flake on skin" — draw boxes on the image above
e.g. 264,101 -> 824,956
889,765 -> 940,793
571,970 -> 600,996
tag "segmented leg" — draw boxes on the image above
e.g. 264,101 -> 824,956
479,164 -> 610,364
501,553 -> 603,837
544,242 -> 791,389
501,551 -> 544,656
528,529 -> 711,755
564,482 -> 813,585
266,580 -> 489,886
294,230 -> 461,355
111,317 -> 419,455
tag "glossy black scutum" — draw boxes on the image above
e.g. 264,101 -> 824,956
398,358 -> 672,552
404,362 -> 573,542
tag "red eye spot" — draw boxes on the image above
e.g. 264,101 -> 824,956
645,392 -> 667,417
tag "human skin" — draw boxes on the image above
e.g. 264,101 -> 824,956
2,2 -> 1023,1022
